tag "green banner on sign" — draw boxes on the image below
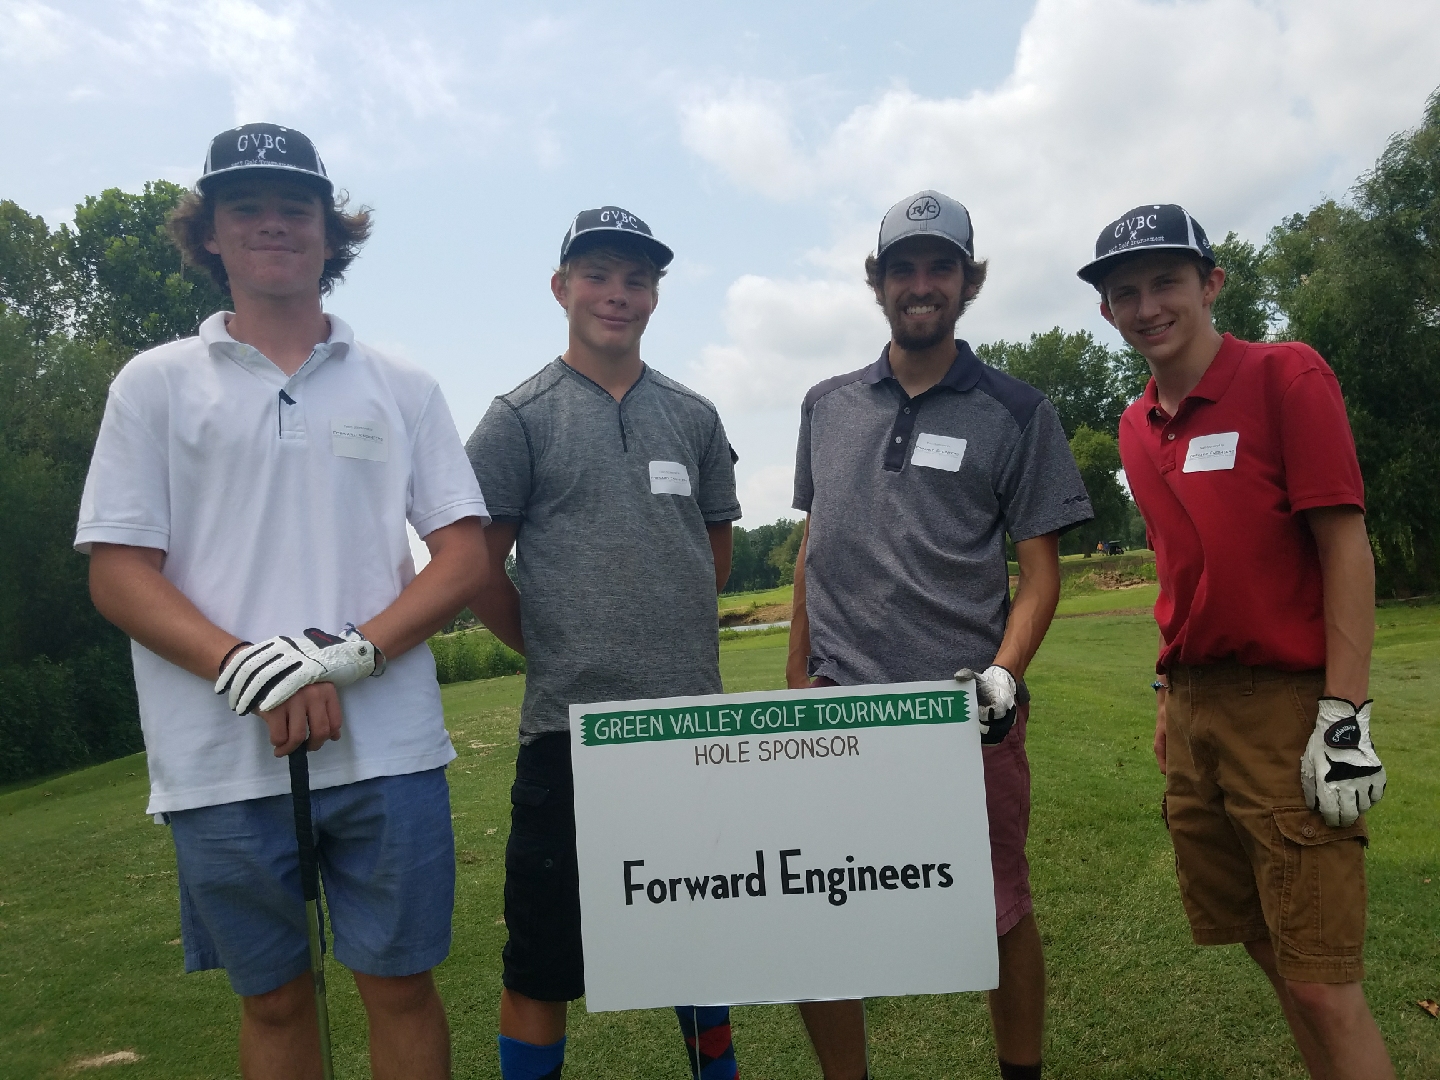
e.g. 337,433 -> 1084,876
579,689 -> 970,747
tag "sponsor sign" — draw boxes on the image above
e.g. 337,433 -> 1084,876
569,680 -> 997,1011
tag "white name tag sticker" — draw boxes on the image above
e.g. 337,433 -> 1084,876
331,418 -> 389,462
911,432 -> 967,472
1183,431 -> 1239,473
649,460 -> 692,496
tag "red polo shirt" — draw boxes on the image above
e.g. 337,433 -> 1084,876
1119,334 -> 1364,674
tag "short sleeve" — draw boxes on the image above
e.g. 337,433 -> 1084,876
74,387 -> 172,554
465,398 -> 533,521
997,399 -> 1094,542
792,399 -> 815,513
1280,367 -> 1365,513
408,384 -> 490,537
697,413 -> 742,522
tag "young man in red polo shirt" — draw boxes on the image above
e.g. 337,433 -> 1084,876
1078,205 -> 1392,1079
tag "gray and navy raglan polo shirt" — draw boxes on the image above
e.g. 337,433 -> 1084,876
794,341 -> 1092,686
467,359 -> 741,742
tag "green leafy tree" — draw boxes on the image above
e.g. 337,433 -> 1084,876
62,181 -> 228,354
1263,88 -> 1440,595
1062,425 -> 1130,555
1209,231 -> 1271,341
977,328 -> 1129,437
0,202 -> 71,342
724,519 -> 801,592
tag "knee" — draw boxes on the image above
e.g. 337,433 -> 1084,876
1283,979 -> 1361,1024
241,974 -> 314,1029
354,970 -> 439,1018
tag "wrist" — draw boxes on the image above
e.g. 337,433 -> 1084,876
1152,679 -> 1169,693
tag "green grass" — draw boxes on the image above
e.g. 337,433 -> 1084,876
718,585 -> 794,616
2,606 -> 1437,1078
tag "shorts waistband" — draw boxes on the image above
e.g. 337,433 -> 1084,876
1167,660 -> 1324,688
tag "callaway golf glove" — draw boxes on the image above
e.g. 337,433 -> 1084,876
216,625 -> 385,715
1300,697 -> 1386,828
954,665 -> 1017,745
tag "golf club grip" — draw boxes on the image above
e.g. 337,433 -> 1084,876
288,746 -> 320,903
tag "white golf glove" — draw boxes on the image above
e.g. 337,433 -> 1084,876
954,665 -> 1017,745
1300,697 -> 1386,828
216,625 -> 385,716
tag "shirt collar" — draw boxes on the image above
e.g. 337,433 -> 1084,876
201,310 -> 353,382
861,339 -> 984,395
1143,333 -> 1244,421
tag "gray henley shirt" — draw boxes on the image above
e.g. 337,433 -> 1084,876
467,359 -> 741,741
794,341 -> 1093,686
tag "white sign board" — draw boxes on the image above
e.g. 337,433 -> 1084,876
569,680 -> 997,1012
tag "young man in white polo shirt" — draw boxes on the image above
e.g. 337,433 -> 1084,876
76,123 -> 488,1080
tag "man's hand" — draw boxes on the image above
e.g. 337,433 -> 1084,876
954,665 -> 1017,745
261,682 -> 344,756
1301,697 -> 1386,828
216,626 -> 383,715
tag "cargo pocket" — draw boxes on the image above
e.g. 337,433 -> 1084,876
1272,807 -> 1368,955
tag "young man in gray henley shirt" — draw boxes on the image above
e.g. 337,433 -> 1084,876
787,191 -> 1092,1080
465,207 -> 743,1080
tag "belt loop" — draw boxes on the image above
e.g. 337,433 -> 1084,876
1241,666 -> 1254,696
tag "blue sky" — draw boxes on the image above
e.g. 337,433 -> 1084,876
4,0 -> 1439,531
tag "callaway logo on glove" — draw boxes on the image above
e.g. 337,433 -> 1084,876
216,625 -> 386,715
953,665 -> 1017,745
1300,697 -> 1386,828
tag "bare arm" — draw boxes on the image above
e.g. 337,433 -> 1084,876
708,521 -> 734,593
89,544 -> 244,680
89,516 -> 487,757
992,532 -> 1062,679
359,516 -> 488,660
786,518 -> 811,689
1306,505 -> 1375,703
470,520 -> 524,655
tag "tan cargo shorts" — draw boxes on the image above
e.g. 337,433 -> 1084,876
1162,661 -> 1368,983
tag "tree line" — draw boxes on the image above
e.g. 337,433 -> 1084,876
2,88 -> 1436,780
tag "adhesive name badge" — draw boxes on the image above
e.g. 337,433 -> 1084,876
1182,431 -> 1239,473
331,418 -> 389,462
910,432 -> 967,472
649,460 -> 692,496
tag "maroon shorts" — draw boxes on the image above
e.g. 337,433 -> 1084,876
983,702 -> 1033,936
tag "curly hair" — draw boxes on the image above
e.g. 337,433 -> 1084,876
165,180 -> 372,296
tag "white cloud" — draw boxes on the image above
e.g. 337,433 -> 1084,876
690,274 -> 886,411
683,0 -> 1440,408
679,81 -> 815,200
0,1 -> 69,61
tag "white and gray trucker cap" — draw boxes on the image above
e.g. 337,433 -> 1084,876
877,190 -> 974,260
1077,204 -> 1215,284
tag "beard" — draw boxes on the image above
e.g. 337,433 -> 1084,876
884,293 -> 962,351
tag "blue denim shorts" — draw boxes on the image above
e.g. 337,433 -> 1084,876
169,767 -> 455,997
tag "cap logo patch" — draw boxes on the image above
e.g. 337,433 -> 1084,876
598,208 -> 641,231
906,195 -> 941,221
236,132 -> 287,158
1115,212 -> 1159,241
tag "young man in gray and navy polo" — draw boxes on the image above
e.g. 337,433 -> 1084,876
466,207 -> 743,1080
787,191 -> 1091,1080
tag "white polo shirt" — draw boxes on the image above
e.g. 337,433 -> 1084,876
75,312 -> 489,814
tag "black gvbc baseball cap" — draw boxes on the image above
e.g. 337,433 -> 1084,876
198,123 -> 333,198
1077,204 -> 1214,285
559,206 -> 674,269
877,190 -> 975,260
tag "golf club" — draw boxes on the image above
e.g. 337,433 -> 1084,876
289,743 -> 335,1080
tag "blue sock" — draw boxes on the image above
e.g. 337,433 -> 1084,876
498,1034 -> 566,1080
674,1005 -> 738,1079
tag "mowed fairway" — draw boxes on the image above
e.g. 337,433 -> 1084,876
2,601 -> 1436,1078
